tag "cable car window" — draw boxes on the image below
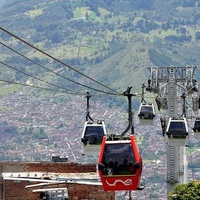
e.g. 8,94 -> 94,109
193,120 -> 200,132
169,122 -> 186,132
141,106 -> 153,112
168,121 -> 188,137
194,121 -> 200,127
102,143 -> 136,176
84,126 -> 104,144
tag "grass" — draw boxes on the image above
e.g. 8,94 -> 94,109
98,7 -> 110,17
73,7 -> 89,19
0,53 -> 10,60
0,84 -> 22,96
24,9 -> 44,19
136,135 -> 143,145
0,106 -> 8,111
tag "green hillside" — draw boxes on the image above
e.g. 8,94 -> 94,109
1,3 -> 200,195
1,0 -> 200,98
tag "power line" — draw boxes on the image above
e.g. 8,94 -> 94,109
0,26 -> 121,95
0,41 -> 120,96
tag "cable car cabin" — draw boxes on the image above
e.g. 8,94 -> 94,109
138,103 -> 155,125
193,119 -> 200,134
166,118 -> 188,139
81,120 -> 107,156
98,135 -> 142,191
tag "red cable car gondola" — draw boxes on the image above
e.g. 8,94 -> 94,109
98,87 -> 143,191
98,135 -> 142,191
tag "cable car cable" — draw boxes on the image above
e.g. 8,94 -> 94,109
0,41 -> 121,96
0,27 -> 121,95
0,61 -> 80,94
0,79 -> 84,95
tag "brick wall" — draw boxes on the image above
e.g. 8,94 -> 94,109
3,180 -> 41,200
0,161 -> 96,173
0,162 -> 115,200
68,183 -> 114,200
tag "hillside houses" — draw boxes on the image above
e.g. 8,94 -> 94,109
0,88 -> 200,199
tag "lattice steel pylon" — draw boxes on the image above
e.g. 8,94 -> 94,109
146,65 -> 198,195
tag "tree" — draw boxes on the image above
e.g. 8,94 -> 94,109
85,11 -> 89,20
195,31 -> 200,40
168,181 -> 200,199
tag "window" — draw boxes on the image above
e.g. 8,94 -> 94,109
84,126 -> 104,144
38,188 -> 68,200
102,143 -> 136,176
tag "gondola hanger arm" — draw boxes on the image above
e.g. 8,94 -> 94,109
85,92 -> 93,122
121,86 -> 137,136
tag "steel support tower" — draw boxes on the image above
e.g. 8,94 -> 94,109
147,66 -> 198,195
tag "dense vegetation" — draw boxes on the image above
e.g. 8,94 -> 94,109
169,181 -> 200,199
1,1 -> 200,196
1,0 -> 200,95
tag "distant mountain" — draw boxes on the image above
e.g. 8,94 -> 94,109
1,0 -> 200,94
1,4 -> 200,196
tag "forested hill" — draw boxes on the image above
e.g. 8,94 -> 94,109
1,0 -> 200,94
1,2 -> 200,195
